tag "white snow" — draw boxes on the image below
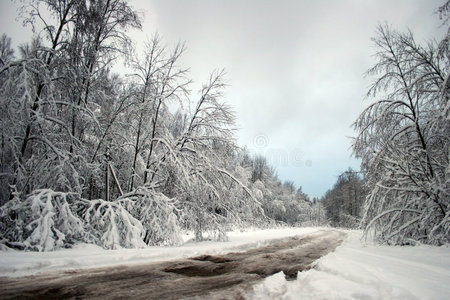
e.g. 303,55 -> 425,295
0,227 -> 319,277
249,231 -> 450,300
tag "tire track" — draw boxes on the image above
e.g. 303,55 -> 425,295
0,230 -> 346,299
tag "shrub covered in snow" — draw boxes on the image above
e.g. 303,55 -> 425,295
81,198 -> 146,249
0,188 -> 184,251
0,190 -> 87,251
118,188 -> 182,246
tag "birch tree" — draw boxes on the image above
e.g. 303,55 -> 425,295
126,35 -> 189,191
353,23 -> 449,245
0,1 -> 276,250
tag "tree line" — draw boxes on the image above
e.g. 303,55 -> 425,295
0,0 -> 326,251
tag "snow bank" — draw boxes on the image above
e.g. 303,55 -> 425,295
249,231 -> 450,300
0,227 -> 319,277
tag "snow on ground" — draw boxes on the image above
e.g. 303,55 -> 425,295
0,227 -> 320,278
249,231 -> 450,300
3,227 -> 449,300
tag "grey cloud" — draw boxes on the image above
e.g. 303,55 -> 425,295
132,0 -> 444,197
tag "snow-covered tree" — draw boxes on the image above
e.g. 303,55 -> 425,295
0,34 -> 14,67
1,0 -> 314,251
353,23 -> 449,245
322,169 -> 365,228
125,35 -> 189,191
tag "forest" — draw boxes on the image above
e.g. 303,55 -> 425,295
0,0 -> 448,251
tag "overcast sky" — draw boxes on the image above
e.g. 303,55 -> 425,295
0,0 -> 446,198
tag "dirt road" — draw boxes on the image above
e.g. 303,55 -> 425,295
0,230 -> 346,299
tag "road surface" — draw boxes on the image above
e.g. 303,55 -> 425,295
0,230 -> 346,299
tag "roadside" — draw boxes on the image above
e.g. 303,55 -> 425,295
249,231 -> 450,300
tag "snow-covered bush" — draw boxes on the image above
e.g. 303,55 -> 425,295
0,189 -> 87,251
81,198 -> 146,249
180,181 -> 228,242
0,188 -> 185,250
0,189 -> 147,251
119,188 -> 182,246
338,213 -> 360,229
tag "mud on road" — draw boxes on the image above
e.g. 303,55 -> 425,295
0,230 -> 347,299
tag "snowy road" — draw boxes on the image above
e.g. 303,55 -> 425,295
0,230 -> 346,299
